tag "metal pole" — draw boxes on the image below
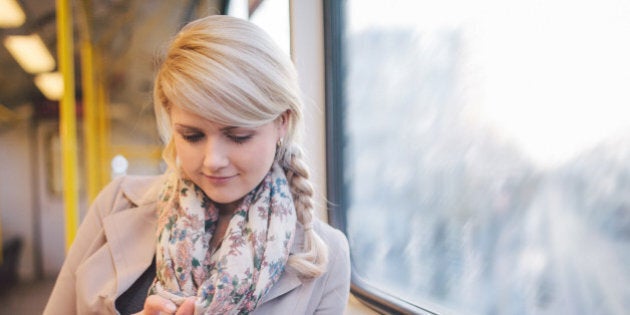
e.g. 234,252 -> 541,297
56,0 -> 79,251
96,69 -> 111,188
79,0 -> 100,203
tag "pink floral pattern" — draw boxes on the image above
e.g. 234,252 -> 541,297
150,163 -> 296,314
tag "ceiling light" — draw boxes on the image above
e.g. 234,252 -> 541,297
0,0 -> 26,28
4,34 -> 56,74
35,72 -> 64,101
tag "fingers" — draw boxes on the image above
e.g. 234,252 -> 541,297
135,295 -> 195,315
141,295 -> 178,315
175,297 -> 196,315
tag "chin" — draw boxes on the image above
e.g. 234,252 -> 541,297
206,193 -> 242,205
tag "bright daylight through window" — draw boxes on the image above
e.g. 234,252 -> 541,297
342,0 -> 630,313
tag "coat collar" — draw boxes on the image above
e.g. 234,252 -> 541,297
260,222 -> 308,304
100,175 -> 307,302
103,175 -> 160,296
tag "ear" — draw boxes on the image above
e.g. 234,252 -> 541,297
276,110 -> 290,139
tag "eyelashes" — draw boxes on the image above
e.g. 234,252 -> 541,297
182,133 -> 204,143
228,135 -> 252,144
180,132 -> 253,144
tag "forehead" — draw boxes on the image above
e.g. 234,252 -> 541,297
170,105 -> 205,121
170,105 -> 275,131
168,100 -> 271,129
170,105 -> 228,129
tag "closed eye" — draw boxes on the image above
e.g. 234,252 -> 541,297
181,133 -> 204,143
227,134 -> 252,144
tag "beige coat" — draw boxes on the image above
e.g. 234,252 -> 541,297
44,175 -> 351,314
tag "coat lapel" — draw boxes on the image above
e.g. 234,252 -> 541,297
260,269 -> 302,304
102,176 -> 159,297
260,222 -> 307,304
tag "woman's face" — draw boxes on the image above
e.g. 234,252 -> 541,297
170,105 -> 287,212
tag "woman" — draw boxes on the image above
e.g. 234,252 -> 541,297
44,15 -> 350,314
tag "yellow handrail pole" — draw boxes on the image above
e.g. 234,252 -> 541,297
56,0 -> 79,251
79,0 -> 100,202
96,65 -> 111,187
81,41 -> 100,202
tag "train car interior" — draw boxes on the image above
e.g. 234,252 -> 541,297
1,0 -> 629,314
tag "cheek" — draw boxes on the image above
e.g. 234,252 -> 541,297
174,140 -> 200,170
240,140 -> 277,172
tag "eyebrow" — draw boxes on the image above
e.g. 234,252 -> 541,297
173,123 -> 249,132
220,126 -> 239,132
173,123 -> 201,131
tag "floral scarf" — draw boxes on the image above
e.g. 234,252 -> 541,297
149,163 -> 296,314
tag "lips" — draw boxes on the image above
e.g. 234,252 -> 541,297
204,174 -> 237,184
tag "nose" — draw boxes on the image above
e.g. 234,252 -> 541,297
203,138 -> 229,171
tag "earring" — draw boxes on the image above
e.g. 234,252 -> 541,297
277,138 -> 283,148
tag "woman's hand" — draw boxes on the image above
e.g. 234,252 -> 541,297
133,295 -> 196,315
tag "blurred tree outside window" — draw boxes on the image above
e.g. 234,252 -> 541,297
342,0 -> 630,314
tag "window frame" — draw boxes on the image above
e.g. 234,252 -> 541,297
322,1 -> 439,314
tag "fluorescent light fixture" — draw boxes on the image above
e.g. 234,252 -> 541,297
35,72 -> 64,101
0,0 -> 25,28
4,34 -> 56,74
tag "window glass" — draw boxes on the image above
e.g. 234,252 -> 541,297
342,0 -> 630,313
226,0 -> 291,56
250,0 -> 290,56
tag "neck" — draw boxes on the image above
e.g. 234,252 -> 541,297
217,199 -> 241,216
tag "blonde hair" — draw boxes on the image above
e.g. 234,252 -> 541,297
153,15 -> 328,278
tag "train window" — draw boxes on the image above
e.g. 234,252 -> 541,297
225,0 -> 290,56
249,0 -> 290,56
326,0 -> 630,314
